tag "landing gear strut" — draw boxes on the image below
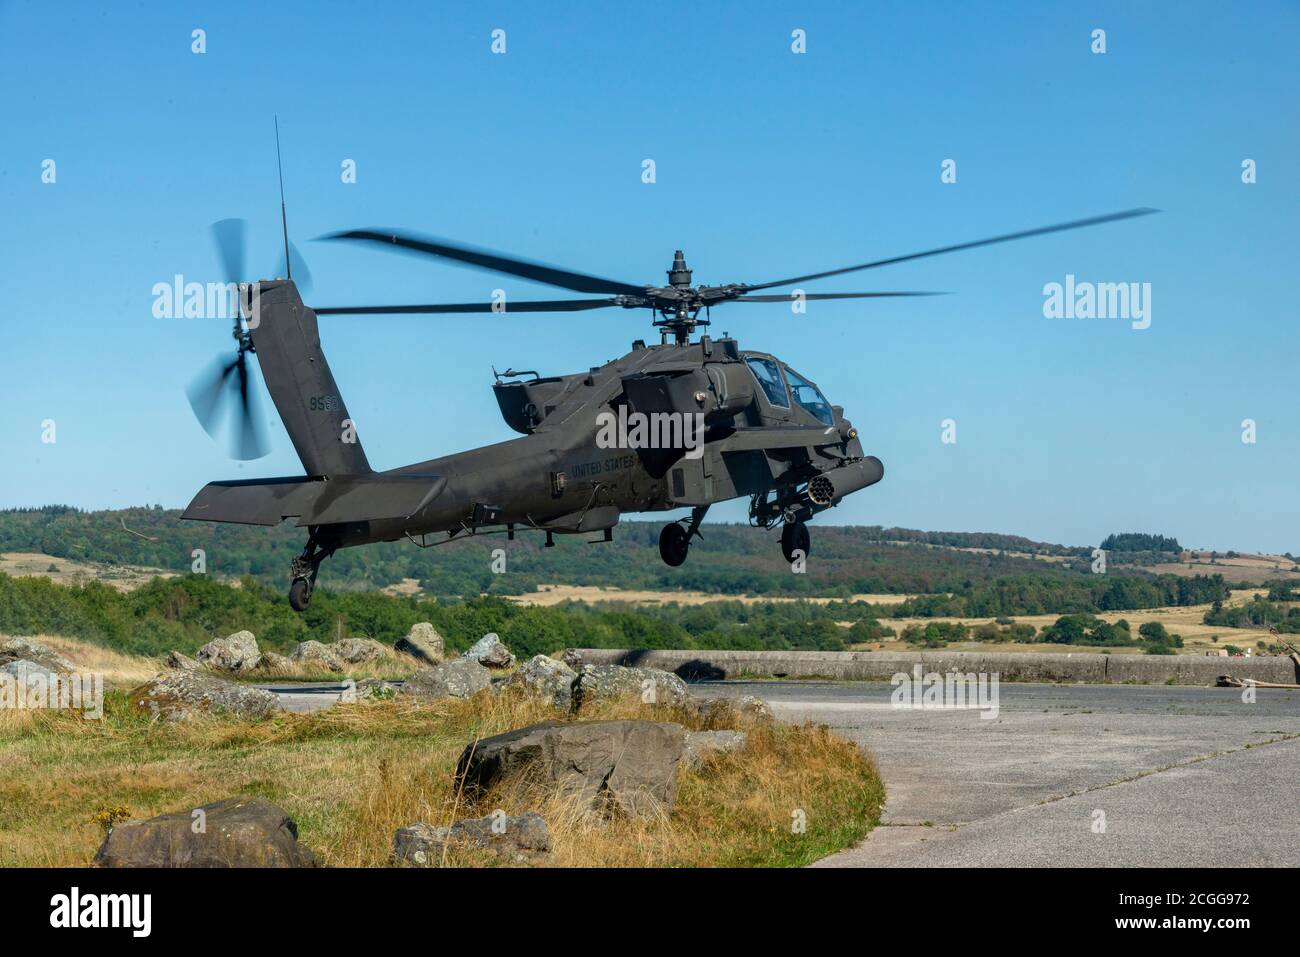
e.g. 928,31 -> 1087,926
288,535 -> 333,612
659,506 -> 708,567
781,520 -> 810,564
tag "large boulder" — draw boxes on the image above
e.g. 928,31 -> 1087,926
289,640 -> 344,673
396,622 -> 445,664
572,664 -> 689,709
331,637 -> 388,664
128,669 -> 280,721
93,796 -> 316,867
0,636 -> 74,673
392,812 -> 550,866
455,720 -> 687,817
559,648 -> 585,671
505,655 -> 578,711
400,658 -> 491,700
196,631 -> 261,673
464,633 -> 515,669
682,730 -> 748,769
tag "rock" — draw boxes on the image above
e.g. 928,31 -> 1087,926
392,812 -> 551,866
257,651 -> 293,672
399,658 -> 491,700
682,730 -> 748,769
1,658 -> 59,682
330,637 -> 388,664
559,648 -> 585,671
346,678 -> 398,701
196,631 -> 261,673
572,664 -> 689,709
456,719 -> 687,817
0,636 -> 74,673
505,655 -> 578,711
93,796 -> 316,868
689,694 -> 775,724
164,650 -> 204,672
128,669 -> 280,721
464,633 -> 515,669
396,622 -> 445,664
289,640 -> 344,673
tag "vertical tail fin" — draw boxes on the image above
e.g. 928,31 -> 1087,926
246,279 -> 371,477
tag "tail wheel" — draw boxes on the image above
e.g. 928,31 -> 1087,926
289,576 -> 313,612
659,522 -> 690,567
781,521 -> 810,564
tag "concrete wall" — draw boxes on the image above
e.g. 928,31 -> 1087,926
571,648 -> 1299,686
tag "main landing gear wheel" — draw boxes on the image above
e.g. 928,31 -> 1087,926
289,576 -> 313,612
659,522 -> 690,567
781,521 -> 810,564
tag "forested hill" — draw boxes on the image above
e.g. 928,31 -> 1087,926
1,505 -> 1103,597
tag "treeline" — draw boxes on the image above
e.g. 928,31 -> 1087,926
879,573 -> 1229,619
1100,532 -> 1182,553
0,506 -> 1110,597
0,572 -> 866,660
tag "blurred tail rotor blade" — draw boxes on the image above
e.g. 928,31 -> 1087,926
230,353 -> 270,460
279,239 -> 313,295
211,219 -> 248,285
185,355 -> 240,440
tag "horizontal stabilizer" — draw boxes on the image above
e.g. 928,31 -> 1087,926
298,474 -> 445,525
182,473 -> 445,527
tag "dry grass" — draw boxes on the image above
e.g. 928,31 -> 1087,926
509,583 -> 919,607
0,687 -> 881,868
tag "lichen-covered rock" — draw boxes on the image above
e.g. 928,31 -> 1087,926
455,720 -> 687,817
682,730 -> 748,769
505,655 -> 577,711
346,678 -> 398,702
396,622 -> 444,664
463,633 -> 515,669
330,637 -> 388,664
164,650 -> 204,672
0,636 -> 74,673
392,812 -> 551,865
93,796 -> 316,867
128,669 -> 280,721
289,640 -> 344,673
399,658 -> 491,700
572,664 -> 689,709
196,631 -> 261,673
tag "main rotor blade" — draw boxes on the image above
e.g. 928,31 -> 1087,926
320,229 -> 647,296
744,208 -> 1160,291
211,219 -> 248,284
316,298 -> 624,316
733,291 -> 945,302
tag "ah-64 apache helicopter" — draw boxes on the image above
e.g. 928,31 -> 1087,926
183,204 -> 1155,611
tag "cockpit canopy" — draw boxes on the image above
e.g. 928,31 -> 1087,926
743,354 -> 835,426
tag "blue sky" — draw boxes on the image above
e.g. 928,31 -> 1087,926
1,1 -> 1296,552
